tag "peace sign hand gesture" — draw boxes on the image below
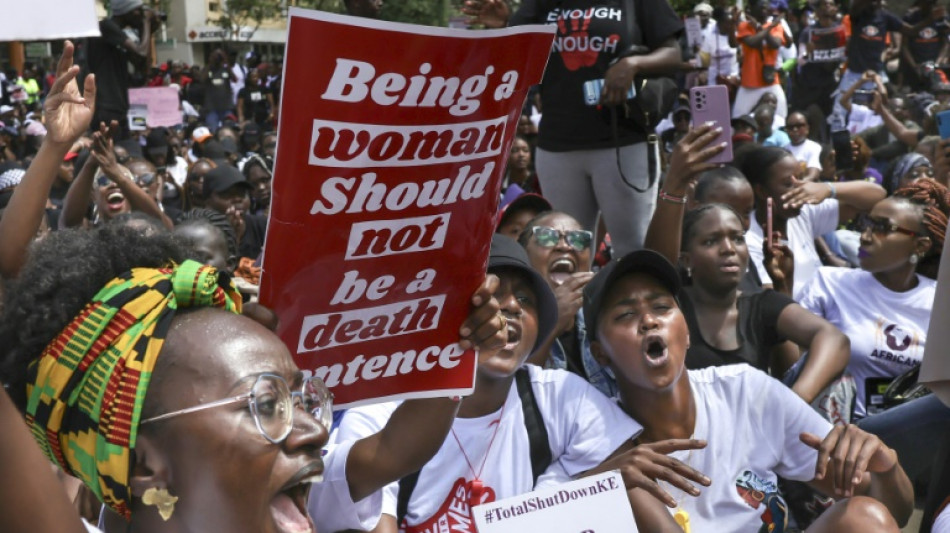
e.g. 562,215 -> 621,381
44,40 -> 96,146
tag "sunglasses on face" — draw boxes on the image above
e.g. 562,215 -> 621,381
854,214 -> 920,237
95,174 -> 112,188
531,226 -> 593,251
135,173 -> 157,188
785,123 -> 807,130
141,373 -> 333,444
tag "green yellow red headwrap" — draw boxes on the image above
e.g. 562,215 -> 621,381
24,260 -> 242,520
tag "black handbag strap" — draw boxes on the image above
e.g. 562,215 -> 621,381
396,367 -> 551,527
515,366 -> 553,484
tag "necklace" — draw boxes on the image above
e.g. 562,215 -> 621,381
659,445 -> 695,533
451,402 -> 505,509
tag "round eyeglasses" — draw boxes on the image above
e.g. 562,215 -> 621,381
141,373 -> 333,444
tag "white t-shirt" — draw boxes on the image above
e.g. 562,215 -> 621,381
847,103 -> 884,135
935,505 -> 950,533
663,365 -> 832,532
702,31 -> 739,80
747,200 -> 840,300
799,267 -> 935,418
322,365 -> 641,533
786,138 -> 823,170
307,438 -> 385,532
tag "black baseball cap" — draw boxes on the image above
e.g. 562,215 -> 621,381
488,234 -> 558,353
201,165 -> 253,197
495,192 -> 553,231
583,250 -> 682,338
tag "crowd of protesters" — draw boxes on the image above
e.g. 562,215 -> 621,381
3,0 -> 950,531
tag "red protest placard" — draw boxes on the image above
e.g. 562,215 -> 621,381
260,9 -> 554,408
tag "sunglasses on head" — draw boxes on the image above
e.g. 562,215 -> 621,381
531,226 -> 593,251
854,213 -> 920,237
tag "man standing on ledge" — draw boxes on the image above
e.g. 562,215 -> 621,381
85,0 -> 161,140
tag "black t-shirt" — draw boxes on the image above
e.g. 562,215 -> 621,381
903,9 -> 947,63
510,0 -> 683,151
846,8 -> 903,74
238,85 -> 272,124
798,22 -> 847,86
240,212 -> 268,259
681,288 -> 793,371
86,19 -> 133,114
204,67 -> 233,112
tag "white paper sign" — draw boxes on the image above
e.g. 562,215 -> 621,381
921,230 -> 950,407
685,17 -> 704,49
0,0 -> 100,41
473,471 -> 637,533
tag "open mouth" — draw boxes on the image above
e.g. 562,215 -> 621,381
106,190 -> 127,212
503,319 -> 522,351
643,335 -> 669,368
548,257 -> 576,286
271,463 -> 322,533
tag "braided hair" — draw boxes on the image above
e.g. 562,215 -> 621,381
892,178 -> 950,279
176,208 -> 239,268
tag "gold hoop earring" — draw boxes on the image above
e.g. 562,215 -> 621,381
142,487 -> 178,521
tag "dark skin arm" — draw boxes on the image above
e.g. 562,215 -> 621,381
644,124 -> 726,265
0,386 -> 89,533
602,38 -> 682,106
775,304 -> 850,404
345,276 -> 507,502
59,154 -> 98,229
90,125 -> 174,230
741,15 -> 784,49
527,272 -> 594,367
0,41 -> 94,280
870,92 -> 921,148
802,425 -> 914,527
780,179 -> 886,224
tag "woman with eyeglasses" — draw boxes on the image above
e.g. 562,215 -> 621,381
59,121 -> 172,230
0,224 -> 506,533
739,145 -> 886,299
0,43 -> 508,533
799,179 -> 950,490
644,125 -> 851,405
799,178 -> 948,418
515,211 -> 616,396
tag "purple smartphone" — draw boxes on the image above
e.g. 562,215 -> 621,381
689,85 -> 734,164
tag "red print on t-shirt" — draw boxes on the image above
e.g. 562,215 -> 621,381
554,9 -> 621,71
402,477 -> 496,533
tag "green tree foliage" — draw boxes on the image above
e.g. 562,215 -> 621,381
212,0 -> 285,42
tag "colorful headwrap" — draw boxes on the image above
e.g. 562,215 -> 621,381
24,260 -> 242,520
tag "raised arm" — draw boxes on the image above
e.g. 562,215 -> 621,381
871,92 -> 921,149
780,179 -> 886,224
344,276 -> 505,501
59,153 -> 98,229
775,303 -> 850,404
0,41 -> 94,280
90,126 -> 173,230
644,124 -> 725,263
